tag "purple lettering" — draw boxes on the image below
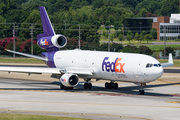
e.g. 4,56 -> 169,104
102,57 -> 119,73
110,62 -> 115,72
106,61 -> 110,72
102,57 -> 109,71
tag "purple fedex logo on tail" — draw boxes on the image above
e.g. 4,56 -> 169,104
102,57 -> 125,73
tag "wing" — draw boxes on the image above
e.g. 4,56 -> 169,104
161,53 -> 174,67
0,66 -> 93,77
0,66 -> 60,74
62,67 -> 93,76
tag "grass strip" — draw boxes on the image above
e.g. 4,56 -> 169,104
0,58 -> 44,64
0,113 -> 91,120
146,45 -> 180,52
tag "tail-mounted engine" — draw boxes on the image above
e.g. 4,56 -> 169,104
60,74 -> 79,87
37,34 -> 67,51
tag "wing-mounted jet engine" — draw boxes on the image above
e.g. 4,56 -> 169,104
60,74 -> 79,89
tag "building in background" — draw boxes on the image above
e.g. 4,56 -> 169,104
124,14 -> 180,41
158,14 -> 180,40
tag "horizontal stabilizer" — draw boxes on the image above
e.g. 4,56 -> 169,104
6,49 -> 48,61
161,53 -> 174,67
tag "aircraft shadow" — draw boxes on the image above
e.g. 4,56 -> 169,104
1,80 -> 179,97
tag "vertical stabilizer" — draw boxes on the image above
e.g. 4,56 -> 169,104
37,6 -> 55,40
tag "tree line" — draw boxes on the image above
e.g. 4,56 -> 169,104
0,0 -> 179,56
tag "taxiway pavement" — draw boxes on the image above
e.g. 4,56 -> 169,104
0,64 -> 180,120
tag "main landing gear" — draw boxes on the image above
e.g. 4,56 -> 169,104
105,81 -> 118,89
84,78 -> 92,89
138,83 -> 145,95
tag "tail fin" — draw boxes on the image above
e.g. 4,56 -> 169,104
37,6 -> 55,40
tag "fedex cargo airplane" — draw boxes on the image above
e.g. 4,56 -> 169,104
0,6 -> 173,95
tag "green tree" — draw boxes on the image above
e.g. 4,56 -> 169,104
136,0 -> 160,14
4,9 -> 29,23
140,30 -> 146,42
71,0 -> 81,9
118,34 -> 123,44
105,21 -> 111,30
19,10 -> 42,40
103,31 -> 108,38
150,28 -> 157,39
126,30 -> 133,44
110,35 -> 114,42
134,32 -> 140,42
0,15 -> 7,38
139,46 -> 153,55
0,0 -> 17,16
144,34 -> 153,44
162,47 -> 175,57
114,21 -> 122,30
121,45 -> 139,53
137,8 -> 148,17
160,0 -> 179,16
92,0 -> 103,9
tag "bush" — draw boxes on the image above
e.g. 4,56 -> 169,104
139,46 -> 153,55
119,45 -> 153,55
162,47 -> 175,57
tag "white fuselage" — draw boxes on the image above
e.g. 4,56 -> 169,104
53,49 -> 163,83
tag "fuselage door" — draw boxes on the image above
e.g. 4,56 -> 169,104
134,62 -> 143,82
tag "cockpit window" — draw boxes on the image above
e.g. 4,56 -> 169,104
146,64 -> 150,68
154,64 -> 158,67
146,63 -> 161,68
149,64 -> 152,67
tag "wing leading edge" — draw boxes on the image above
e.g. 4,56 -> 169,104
0,66 -> 93,77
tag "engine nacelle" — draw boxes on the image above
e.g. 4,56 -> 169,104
60,74 -> 79,87
37,34 -> 67,50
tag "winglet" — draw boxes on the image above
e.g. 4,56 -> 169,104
168,53 -> 173,64
37,6 -> 55,40
161,53 -> 174,67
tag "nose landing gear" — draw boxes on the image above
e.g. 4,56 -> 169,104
139,83 -> 145,95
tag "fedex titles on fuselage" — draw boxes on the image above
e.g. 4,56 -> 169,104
102,57 -> 125,73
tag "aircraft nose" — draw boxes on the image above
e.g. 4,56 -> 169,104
154,67 -> 164,79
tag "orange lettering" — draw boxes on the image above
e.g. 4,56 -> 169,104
45,39 -> 49,45
120,63 -> 125,73
115,58 -> 125,73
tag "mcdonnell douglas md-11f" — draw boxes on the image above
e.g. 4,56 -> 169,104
0,6 -> 173,95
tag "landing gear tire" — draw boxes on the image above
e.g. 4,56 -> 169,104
84,83 -> 88,89
139,90 -> 145,95
114,83 -> 118,89
88,83 -> 92,89
60,84 -> 73,90
105,82 -> 109,89
105,82 -> 118,89
60,84 -> 66,90
84,83 -> 92,89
